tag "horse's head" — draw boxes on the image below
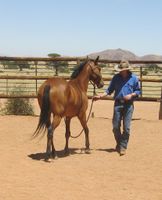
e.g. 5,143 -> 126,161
88,56 -> 104,88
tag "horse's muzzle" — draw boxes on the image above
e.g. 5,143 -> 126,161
97,80 -> 104,88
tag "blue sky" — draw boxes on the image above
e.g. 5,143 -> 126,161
0,0 -> 162,57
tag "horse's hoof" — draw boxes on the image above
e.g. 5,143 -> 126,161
64,149 -> 70,156
85,148 -> 91,154
44,157 -> 52,162
52,153 -> 57,159
45,154 -> 53,162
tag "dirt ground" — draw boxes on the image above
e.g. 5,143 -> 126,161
0,100 -> 162,200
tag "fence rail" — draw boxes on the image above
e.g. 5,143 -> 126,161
0,56 -> 162,64
0,75 -> 161,82
0,56 -> 162,101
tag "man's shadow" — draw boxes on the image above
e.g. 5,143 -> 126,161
96,148 -> 117,153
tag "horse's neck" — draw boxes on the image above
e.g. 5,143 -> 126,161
73,69 -> 89,92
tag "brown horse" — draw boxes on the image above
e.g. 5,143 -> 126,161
33,56 -> 104,161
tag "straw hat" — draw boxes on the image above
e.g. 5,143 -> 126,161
114,60 -> 132,72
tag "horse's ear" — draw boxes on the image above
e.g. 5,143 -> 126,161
86,56 -> 89,61
94,56 -> 99,64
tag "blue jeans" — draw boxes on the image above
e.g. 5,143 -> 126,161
112,102 -> 134,149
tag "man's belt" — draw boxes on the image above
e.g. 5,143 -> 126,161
115,99 -> 133,104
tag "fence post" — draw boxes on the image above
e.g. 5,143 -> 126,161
77,59 -> 80,65
159,87 -> 162,120
6,76 -> 8,95
140,66 -> 143,97
91,84 -> 96,118
34,61 -> 38,94
55,66 -> 58,76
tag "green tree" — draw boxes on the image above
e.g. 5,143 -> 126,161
17,61 -> 30,71
148,64 -> 160,73
99,63 -> 107,68
1,61 -> 10,69
0,61 -> 30,71
143,64 -> 161,75
1,61 -> 18,70
48,53 -> 68,75
48,53 -> 61,58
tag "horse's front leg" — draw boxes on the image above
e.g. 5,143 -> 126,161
78,114 -> 90,153
84,126 -> 90,152
64,117 -> 71,155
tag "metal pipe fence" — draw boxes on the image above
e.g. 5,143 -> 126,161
0,56 -> 162,101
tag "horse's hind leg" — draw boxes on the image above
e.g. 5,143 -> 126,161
46,115 -> 61,161
78,114 -> 90,153
64,117 -> 71,155
46,124 -> 53,161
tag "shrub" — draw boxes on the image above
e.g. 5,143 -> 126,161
2,86 -> 34,115
142,69 -> 148,76
3,98 -> 34,115
3,61 -> 19,70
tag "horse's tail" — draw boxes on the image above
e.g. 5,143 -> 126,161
33,85 -> 51,138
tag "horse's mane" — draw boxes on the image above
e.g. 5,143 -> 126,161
70,61 -> 88,79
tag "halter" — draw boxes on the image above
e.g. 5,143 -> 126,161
88,61 -> 101,77
88,63 -> 101,86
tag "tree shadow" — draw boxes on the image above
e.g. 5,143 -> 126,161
28,148 -> 90,161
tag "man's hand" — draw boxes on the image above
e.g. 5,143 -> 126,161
92,95 -> 101,101
123,94 -> 133,101
123,93 -> 136,101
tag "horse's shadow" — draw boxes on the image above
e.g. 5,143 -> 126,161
28,148 -> 89,161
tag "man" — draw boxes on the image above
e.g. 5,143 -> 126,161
93,60 -> 141,156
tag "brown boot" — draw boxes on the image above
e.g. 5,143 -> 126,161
115,144 -> 120,153
120,148 -> 126,156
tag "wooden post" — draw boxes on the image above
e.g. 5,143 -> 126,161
140,66 -> 143,97
34,61 -> 38,94
91,84 -> 96,118
159,87 -> 162,120
55,66 -> 58,76
6,76 -> 8,95
77,59 -> 80,65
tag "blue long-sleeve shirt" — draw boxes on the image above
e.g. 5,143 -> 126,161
105,72 -> 141,100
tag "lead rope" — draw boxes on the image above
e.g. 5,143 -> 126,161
70,82 -> 96,139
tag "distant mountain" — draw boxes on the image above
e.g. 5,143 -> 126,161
88,48 -> 162,61
140,54 -> 162,61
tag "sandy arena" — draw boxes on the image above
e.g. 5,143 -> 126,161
0,100 -> 162,200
